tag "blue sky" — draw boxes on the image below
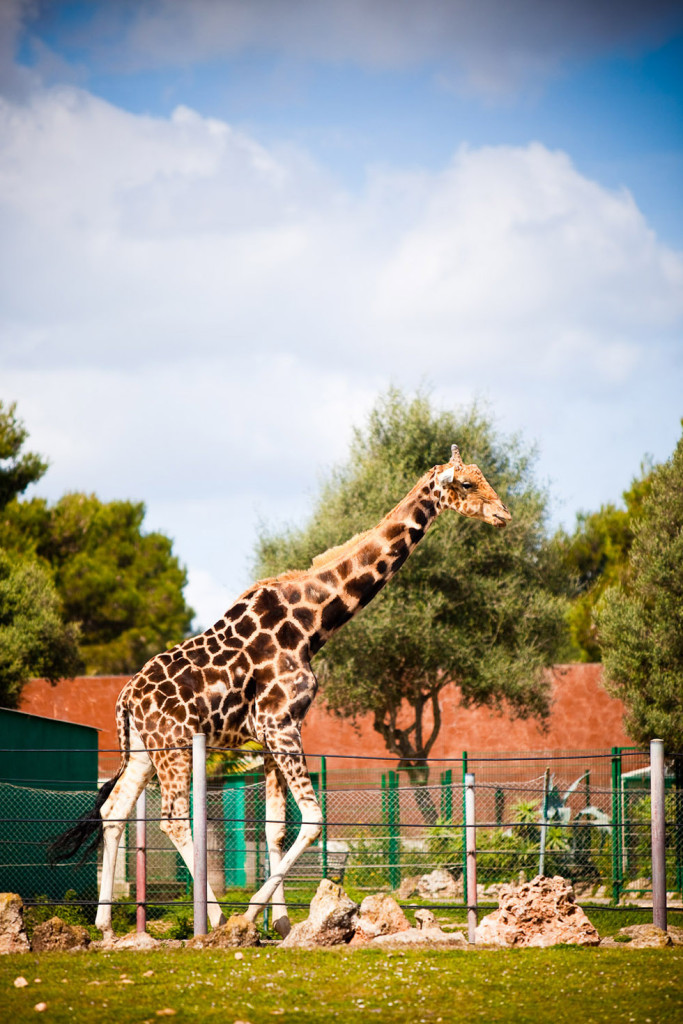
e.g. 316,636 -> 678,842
1,0 -> 682,627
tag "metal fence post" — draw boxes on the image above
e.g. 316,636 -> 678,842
611,746 -> 623,904
321,755 -> 328,879
388,770 -> 401,890
440,768 -> 453,821
675,754 -> 683,898
462,751 -> 468,905
465,772 -> 477,944
192,733 -> 208,937
539,766 -> 550,877
650,738 -> 667,932
135,787 -> 147,934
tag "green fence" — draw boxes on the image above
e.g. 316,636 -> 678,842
1,744 -> 682,911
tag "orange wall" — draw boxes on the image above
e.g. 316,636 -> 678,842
21,664 -> 632,771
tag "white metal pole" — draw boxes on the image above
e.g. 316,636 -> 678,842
650,738 -> 667,932
135,787 -> 147,934
539,766 -> 550,877
465,772 -> 477,944
192,732 -> 208,937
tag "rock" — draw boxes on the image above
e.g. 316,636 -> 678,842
666,925 -> 683,946
353,895 -> 410,942
372,926 -> 468,948
109,931 -> 160,950
613,924 -> 673,948
475,875 -> 600,948
186,916 -> 259,949
397,877 -> 420,899
0,893 -> 30,954
414,909 -> 437,930
416,869 -> 462,901
31,917 -> 91,952
280,880 -> 359,948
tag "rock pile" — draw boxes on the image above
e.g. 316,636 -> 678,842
475,875 -> 600,948
281,880 -> 466,949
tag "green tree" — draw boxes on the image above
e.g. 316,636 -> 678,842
0,400 -> 194,682
1,493 -> 194,675
0,400 -> 48,509
597,426 -> 683,750
0,401 -> 81,706
254,390 -> 571,780
556,468 -> 653,661
0,551 -> 81,707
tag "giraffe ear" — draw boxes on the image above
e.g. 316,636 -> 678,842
438,465 -> 455,486
451,444 -> 464,468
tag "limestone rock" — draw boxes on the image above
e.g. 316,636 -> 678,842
372,926 -> 468,948
0,893 -> 30,954
186,915 -> 259,949
475,875 -> 600,948
416,869 -> 462,901
613,924 -> 673,948
280,880 -> 359,948
353,894 -> 410,942
109,930 -> 160,950
397,876 -> 419,899
414,909 -> 437,930
31,917 -> 91,952
666,925 -> 683,946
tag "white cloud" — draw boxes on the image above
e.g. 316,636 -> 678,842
1,82 -> 682,623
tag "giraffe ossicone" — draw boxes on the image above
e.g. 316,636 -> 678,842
49,445 -> 510,939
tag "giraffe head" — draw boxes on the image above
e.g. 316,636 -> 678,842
435,444 -> 511,528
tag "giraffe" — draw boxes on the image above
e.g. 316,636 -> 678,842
49,444 -> 510,939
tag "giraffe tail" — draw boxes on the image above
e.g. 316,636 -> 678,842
47,770 -> 123,865
48,693 -> 132,865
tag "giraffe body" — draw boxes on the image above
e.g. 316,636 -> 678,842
60,446 -> 510,938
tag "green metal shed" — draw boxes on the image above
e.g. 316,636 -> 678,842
0,708 -> 99,901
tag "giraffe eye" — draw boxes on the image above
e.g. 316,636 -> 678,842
460,481 -> 474,490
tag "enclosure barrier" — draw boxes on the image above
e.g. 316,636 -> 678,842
1,745 -> 681,939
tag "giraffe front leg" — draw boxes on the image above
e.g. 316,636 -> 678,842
244,736 -> 322,925
263,754 -> 290,937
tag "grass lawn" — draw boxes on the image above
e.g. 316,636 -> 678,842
1,945 -> 682,1024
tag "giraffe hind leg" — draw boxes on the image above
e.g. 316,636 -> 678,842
95,733 -> 154,937
263,754 -> 291,937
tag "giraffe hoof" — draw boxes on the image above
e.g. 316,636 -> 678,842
273,915 -> 291,939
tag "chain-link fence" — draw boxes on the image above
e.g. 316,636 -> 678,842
1,746 -> 682,919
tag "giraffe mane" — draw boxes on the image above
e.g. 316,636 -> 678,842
308,525 -> 376,570
253,467 -> 439,589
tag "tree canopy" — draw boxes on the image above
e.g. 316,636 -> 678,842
597,424 -> 683,751
254,389 -> 572,767
0,400 -> 81,706
555,468 -> 653,661
0,401 -> 194,701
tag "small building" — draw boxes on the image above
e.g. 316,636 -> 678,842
0,708 -> 99,902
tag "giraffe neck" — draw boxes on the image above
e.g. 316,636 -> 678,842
297,470 -> 441,651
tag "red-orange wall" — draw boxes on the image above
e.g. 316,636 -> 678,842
21,664 -> 632,771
